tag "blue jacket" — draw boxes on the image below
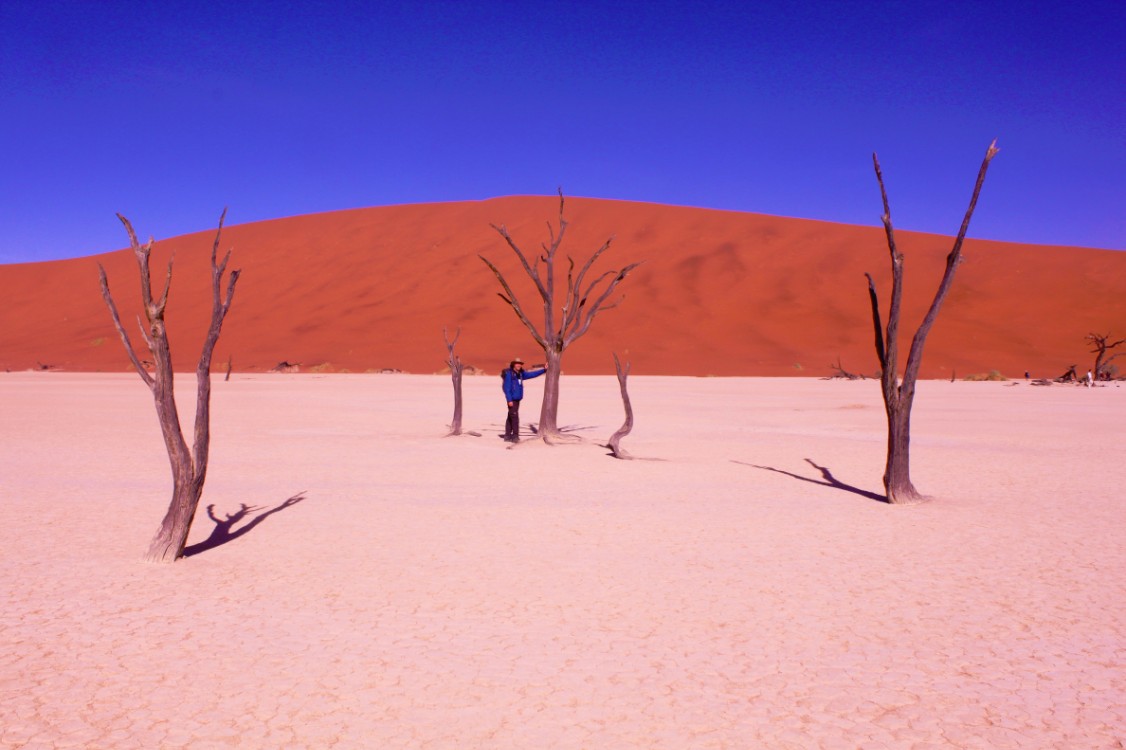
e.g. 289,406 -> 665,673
501,366 -> 545,402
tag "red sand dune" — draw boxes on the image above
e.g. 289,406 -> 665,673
2,196 -> 1123,377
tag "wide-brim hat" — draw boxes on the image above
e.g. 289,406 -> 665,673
511,357 -> 524,364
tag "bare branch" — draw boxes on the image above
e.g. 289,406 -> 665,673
864,272 -> 886,368
443,325 -> 461,350
211,207 -> 228,267
489,224 -> 550,302
136,314 -> 157,354
902,139 -> 1000,385
562,238 -> 615,336
564,261 -> 643,347
570,237 -> 615,298
115,214 -> 160,325
871,153 -> 903,387
193,211 -> 240,472
98,264 -> 155,389
153,256 -> 174,319
563,267 -> 615,337
479,254 -> 548,349
1086,332 -> 1126,352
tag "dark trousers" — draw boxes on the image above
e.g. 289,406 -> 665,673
504,400 -> 521,439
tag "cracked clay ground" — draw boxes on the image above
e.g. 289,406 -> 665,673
1,373 -> 1123,749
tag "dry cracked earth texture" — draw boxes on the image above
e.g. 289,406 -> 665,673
1,373 -> 1123,749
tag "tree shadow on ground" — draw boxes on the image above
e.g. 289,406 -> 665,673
183,492 -> 307,557
527,423 -> 596,436
600,446 -> 666,461
486,422 -> 593,440
735,459 -> 888,504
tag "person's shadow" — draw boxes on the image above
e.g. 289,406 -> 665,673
736,459 -> 888,503
183,492 -> 306,557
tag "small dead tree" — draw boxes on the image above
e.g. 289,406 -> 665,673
480,190 -> 641,443
444,326 -> 465,436
1056,365 -> 1078,383
98,210 -> 240,563
828,356 -> 865,380
1086,332 -> 1124,380
607,353 -> 634,459
865,141 -> 999,504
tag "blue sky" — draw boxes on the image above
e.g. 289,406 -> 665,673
2,0 -> 1122,263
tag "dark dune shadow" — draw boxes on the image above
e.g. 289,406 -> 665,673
183,492 -> 307,557
735,459 -> 888,503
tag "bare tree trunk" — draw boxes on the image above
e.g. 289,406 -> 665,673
98,210 -> 239,563
443,326 -> 464,436
480,190 -> 640,445
866,141 -> 999,504
224,355 -> 232,381
450,367 -> 464,433
147,480 -> 204,562
608,353 -> 634,459
883,391 -> 920,503
538,347 -> 564,440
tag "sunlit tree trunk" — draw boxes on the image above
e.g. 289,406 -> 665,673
443,326 -> 465,436
537,346 -> 564,439
882,387 -> 920,504
607,353 -> 634,459
866,142 -> 999,504
99,210 -> 239,562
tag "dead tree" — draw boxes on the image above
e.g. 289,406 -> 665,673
1056,365 -> 1078,383
865,141 -> 999,504
98,210 -> 240,563
828,357 -> 865,380
607,353 -> 634,459
1086,332 -> 1124,380
444,326 -> 465,436
480,190 -> 641,443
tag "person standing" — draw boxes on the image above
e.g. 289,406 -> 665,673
501,357 -> 545,442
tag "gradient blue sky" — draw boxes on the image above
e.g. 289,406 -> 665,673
2,0 -> 1123,263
